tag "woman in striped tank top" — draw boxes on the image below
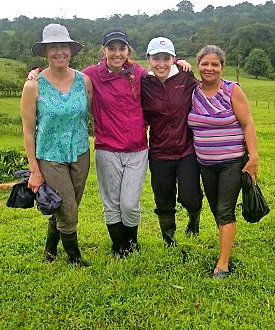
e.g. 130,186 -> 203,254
188,45 -> 258,279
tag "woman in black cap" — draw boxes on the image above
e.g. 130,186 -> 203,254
82,31 -> 148,257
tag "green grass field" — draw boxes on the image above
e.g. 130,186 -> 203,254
0,134 -> 24,150
0,59 -> 274,329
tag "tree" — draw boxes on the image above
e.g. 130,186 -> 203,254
228,23 -> 275,66
244,48 -> 273,79
176,1 -> 194,13
0,1 -> 275,61
202,5 -> 214,15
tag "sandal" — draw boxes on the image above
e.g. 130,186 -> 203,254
211,267 -> 230,279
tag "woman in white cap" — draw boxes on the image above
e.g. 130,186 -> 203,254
141,37 -> 203,247
21,23 -> 92,266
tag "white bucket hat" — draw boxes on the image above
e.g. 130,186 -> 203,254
146,37 -> 176,57
32,24 -> 84,57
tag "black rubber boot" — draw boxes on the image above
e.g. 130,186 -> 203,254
107,222 -> 126,258
44,216 -> 60,263
123,225 -> 140,254
185,210 -> 201,236
158,214 -> 177,247
60,232 -> 88,267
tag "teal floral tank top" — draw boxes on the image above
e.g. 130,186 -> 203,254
36,70 -> 89,163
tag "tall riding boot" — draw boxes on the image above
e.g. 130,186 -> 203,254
44,216 -> 60,262
107,222 -> 125,258
60,232 -> 88,267
185,210 -> 201,236
158,213 -> 177,247
123,225 -> 140,253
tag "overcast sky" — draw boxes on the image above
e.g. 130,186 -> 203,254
2,0 -> 268,20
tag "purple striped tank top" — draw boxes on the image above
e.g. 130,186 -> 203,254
187,79 -> 245,165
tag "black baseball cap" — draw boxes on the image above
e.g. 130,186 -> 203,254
103,31 -> 130,46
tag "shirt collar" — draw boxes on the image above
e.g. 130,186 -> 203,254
148,64 -> 179,79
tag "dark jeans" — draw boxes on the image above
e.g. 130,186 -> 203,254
149,153 -> 203,215
199,157 -> 244,225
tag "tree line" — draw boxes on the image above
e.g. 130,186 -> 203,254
0,0 -> 274,80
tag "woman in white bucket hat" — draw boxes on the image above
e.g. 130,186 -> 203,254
21,24 -> 93,267
32,23 -> 83,57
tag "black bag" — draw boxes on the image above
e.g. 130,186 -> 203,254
6,180 -> 35,209
6,170 -> 61,214
242,171 -> 270,223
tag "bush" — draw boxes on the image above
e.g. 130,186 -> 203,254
0,149 -> 28,183
0,113 -> 22,135
0,113 -> 22,125
244,48 -> 273,79
0,79 -> 23,97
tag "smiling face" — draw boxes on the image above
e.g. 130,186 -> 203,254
104,40 -> 130,72
45,43 -> 71,67
148,53 -> 174,82
198,53 -> 224,83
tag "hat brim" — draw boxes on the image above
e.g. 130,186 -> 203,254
32,41 -> 83,57
147,49 -> 176,57
103,37 -> 129,46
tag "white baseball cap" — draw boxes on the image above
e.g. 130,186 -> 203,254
146,37 -> 176,57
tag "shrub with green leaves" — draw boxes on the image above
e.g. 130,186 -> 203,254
244,48 -> 273,79
0,78 -> 22,97
0,149 -> 28,183
0,113 -> 21,125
